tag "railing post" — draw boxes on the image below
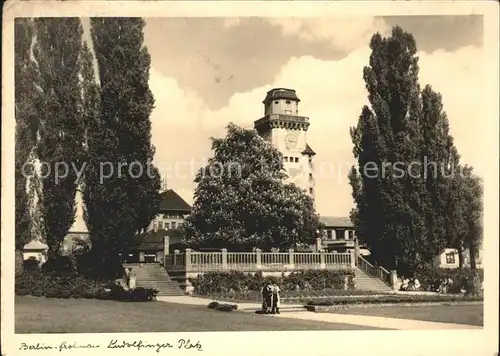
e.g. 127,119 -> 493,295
288,248 -> 294,267
163,235 -> 170,265
173,249 -> 179,268
349,249 -> 356,268
320,250 -> 326,269
185,248 -> 192,271
221,248 -> 228,270
390,270 -> 398,291
255,248 -> 262,269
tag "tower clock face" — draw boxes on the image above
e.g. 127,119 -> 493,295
285,133 -> 298,149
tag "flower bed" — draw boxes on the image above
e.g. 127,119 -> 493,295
189,269 -> 355,296
306,294 -> 483,307
194,289 -> 395,303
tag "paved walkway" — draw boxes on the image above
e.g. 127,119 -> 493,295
157,296 -> 482,330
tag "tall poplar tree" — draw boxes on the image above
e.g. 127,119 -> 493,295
350,26 -> 483,275
15,18 -> 40,274
349,26 -> 429,274
33,18 -> 86,259
85,18 -> 161,278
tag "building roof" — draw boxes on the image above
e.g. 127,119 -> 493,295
263,88 -> 300,104
159,189 -> 191,212
302,144 -> 316,156
24,240 -> 48,250
319,216 -> 354,228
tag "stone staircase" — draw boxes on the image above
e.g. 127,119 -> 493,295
130,263 -> 185,296
354,267 -> 394,292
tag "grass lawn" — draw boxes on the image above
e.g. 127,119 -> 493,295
15,296 -> 385,333
329,304 -> 483,326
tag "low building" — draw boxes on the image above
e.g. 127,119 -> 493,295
437,247 -> 484,269
317,216 -> 357,254
146,189 -> 191,232
124,188 -> 192,263
23,240 -> 48,265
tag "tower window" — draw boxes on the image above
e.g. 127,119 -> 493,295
309,188 -> 314,195
309,173 -> 313,180
274,101 -> 279,105
285,100 -> 291,104
294,157 -> 299,163
283,156 -> 288,162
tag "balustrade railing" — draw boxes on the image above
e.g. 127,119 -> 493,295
164,248 -> 355,273
357,255 -> 392,286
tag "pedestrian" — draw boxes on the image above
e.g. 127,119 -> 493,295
271,282 -> 281,314
261,281 -> 272,314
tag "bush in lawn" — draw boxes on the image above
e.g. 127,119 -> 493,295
207,301 -> 237,312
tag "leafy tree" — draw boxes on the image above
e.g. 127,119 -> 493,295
14,18 -> 40,274
183,123 -> 321,251
33,18 -> 86,259
84,18 -> 161,278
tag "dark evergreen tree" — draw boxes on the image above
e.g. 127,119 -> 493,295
350,26 -> 483,276
14,18 -> 40,275
183,123 -> 321,251
420,86 -> 460,264
350,26 -> 428,274
85,18 -> 161,278
33,18 -> 86,259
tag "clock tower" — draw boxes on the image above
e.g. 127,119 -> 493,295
254,88 -> 316,200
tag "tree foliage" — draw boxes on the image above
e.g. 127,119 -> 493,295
183,123 -> 321,251
83,18 -> 161,278
14,18 -> 41,274
33,18 -> 86,259
349,26 -> 483,275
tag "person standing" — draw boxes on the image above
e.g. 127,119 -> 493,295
261,281 -> 272,313
271,282 -> 281,314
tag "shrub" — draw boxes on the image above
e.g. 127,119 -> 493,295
189,269 -> 355,295
413,265 -> 484,293
15,272 -> 108,299
41,256 -> 75,276
207,301 -> 237,312
15,272 -> 158,301
23,257 -> 41,274
109,286 -> 159,302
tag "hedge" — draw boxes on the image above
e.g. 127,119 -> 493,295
306,294 -> 483,306
189,269 -> 355,295
412,266 -> 484,293
15,272 -> 158,302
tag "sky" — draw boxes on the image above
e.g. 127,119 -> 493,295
73,15 -> 484,231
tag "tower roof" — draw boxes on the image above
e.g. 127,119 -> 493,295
263,88 -> 300,104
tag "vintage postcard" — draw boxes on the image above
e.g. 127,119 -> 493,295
2,1 -> 499,355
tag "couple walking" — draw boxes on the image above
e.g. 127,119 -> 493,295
261,281 -> 280,314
